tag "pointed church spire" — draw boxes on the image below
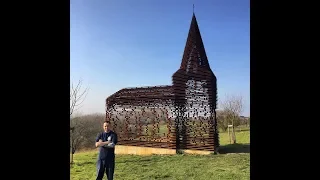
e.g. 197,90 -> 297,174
193,4 -> 195,14
179,12 -> 211,72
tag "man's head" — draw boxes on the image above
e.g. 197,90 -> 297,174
103,120 -> 111,132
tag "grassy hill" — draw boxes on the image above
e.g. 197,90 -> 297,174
71,127 -> 250,180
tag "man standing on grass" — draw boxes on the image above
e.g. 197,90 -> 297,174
95,120 -> 118,180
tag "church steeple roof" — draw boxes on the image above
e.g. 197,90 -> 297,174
180,13 -> 211,72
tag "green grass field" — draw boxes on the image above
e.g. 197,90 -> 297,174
71,127 -> 250,180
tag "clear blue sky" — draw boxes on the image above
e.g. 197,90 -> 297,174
70,0 -> 250,116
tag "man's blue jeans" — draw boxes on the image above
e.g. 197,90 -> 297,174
96,157 -> 115,180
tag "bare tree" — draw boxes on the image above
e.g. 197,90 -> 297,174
216,110 -> 230,132
70,117 -> 86,163
70,79 -> 88,163
69,113 -> 105,164
70,79 -> 89,117
220,94 -> 244,144
78,113 -> 105,149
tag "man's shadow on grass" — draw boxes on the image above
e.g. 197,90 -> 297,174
218,143 -> 250,154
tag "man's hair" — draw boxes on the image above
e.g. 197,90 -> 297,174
104,120 -> 111,124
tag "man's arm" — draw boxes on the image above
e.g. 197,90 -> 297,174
95,133 -> 114,147
113,133 -> 118,145
96,140 -> 112,147
95,133 -> 101,147
95,133 -> 111,147
104,133 -> 117,148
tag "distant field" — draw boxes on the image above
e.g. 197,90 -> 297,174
71,127 -> 250,180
